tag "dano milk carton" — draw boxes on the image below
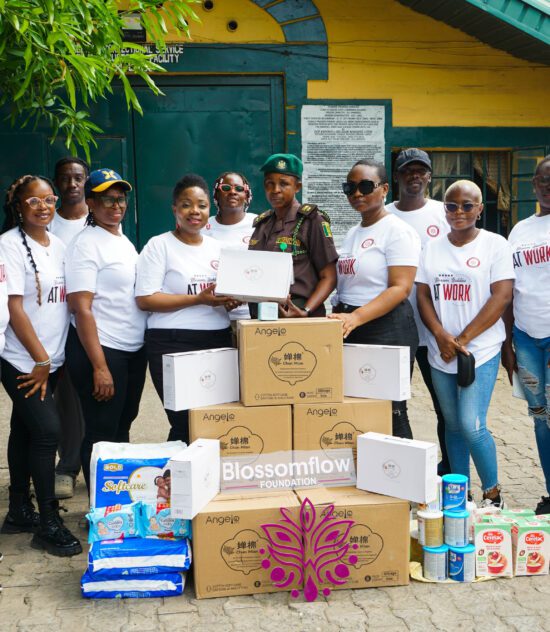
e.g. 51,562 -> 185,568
475,517 -> 513,577
512,518 -> 550,576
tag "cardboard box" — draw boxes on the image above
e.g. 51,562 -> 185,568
475,517 -> 513,577
343,344 -> 410,401
296,487 -> 409,590
239,318 -> 343,406
163,347 -> 239,411
193,491 -> 301,598
190,403 -> 292,457
215,248 -> 293,303
356,432 -> 438,504
293,398 -> 391,461
170,439 -> 221,519
512,518 -> 550,576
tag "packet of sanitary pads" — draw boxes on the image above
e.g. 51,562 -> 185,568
87,536 -> 192,579
81,569 -> 185,598
138,504 -> 191,538
87,502 -> 140,543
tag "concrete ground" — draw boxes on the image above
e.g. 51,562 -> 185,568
0,367 -> 549,632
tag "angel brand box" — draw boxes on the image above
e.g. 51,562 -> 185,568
296,487 -> 409,590
190,403 -> 292,457
238,318 -> 343,406
192,491 -> 301,598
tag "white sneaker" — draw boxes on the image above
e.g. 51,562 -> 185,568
55,474 -> 75,500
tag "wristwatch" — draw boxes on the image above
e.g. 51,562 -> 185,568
303,306 -> 311,316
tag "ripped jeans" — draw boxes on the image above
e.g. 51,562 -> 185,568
431,353 -> 500,492
513,325 -> 550,495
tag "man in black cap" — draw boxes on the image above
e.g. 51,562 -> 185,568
248,153 -> 337,317
387,148 -> 451,475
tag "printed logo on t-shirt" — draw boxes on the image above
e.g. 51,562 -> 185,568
0,264 -> 6,283
210,259 -> 219,270
427,225 -> 440,238
205,223 -> 211,231
512,241 -> 550,269
47,275 -> 67,304
433,273 -> 472,304
361,238 -> 374,249
466,257 -> 481,268
337,256 -> 356,276
187,273 -> 216,296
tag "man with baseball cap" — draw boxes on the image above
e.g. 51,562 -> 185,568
248,153 -> 337,317
387,148 -> 451,475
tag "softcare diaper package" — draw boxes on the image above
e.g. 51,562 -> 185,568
81,570 -> 185,599
90,441 -> 185,509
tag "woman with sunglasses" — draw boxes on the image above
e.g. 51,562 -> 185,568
416,180 -> 514,506
502,155 -> 550,514
203,172 -> 255,321
329,159 -> 420,438
0,175 -> 81,556
64,169 -> 147,490
135,174 -> 238,444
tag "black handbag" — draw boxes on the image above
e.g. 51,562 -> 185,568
457,349 -> 475,387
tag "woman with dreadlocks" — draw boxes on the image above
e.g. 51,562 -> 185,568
0,174 -> 82,557
64,169 -> 147,492
203,171 -> 255,321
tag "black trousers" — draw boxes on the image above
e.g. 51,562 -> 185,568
335,301 -> 419,439
1,359 -> 60,512
145,327 -> 233,445
65,326 -> 147,489
415,345 -> 450,472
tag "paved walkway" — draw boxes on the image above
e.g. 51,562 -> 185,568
1,368 -> 549,632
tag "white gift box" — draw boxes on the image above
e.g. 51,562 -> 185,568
163,348 -> 239,411
356,431 -> 438,504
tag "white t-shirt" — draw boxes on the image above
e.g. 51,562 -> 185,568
386,199 -> 449,346
202,213 -> 255,320
336,214 -> 421,306
0,255 -> 10,356
416,229 -> 515,373
65,226 -> 146,352
49,212 -> 87,246
135,232 -> 230,331
0,228 -> 69,373
508,213 -> 550,339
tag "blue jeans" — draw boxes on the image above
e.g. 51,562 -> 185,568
513,325 -> 550,495
431,353 -> 500,492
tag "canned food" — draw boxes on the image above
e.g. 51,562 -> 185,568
442,474 -> 468,511
417,510 -> 444,547
444,509 -> 470,547
423,544 -> 449,581
448,544 -> 475,582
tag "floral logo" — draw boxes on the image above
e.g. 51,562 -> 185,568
259,497 -> 359,602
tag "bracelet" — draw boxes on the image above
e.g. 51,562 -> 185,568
34,357 -> 51,367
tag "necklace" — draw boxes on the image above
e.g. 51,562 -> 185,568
448,228 -> 480,247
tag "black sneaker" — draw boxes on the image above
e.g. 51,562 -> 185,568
535,496 -> 550,515
31,505 -> 82,557
1,498 -> 40,534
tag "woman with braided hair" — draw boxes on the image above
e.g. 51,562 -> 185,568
0,174 -> 82,557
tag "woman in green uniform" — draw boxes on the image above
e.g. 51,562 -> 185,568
248,153 -> 337,317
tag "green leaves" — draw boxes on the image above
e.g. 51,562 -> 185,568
0,0 -> 200,159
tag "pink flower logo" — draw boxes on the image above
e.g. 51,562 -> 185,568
259,497 -> 359,602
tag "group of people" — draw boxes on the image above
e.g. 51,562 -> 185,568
0,147 -> 548,563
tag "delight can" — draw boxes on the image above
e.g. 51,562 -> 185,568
423,544 -> 448,581
448,544 -> 475,582
444,509 -> 469,547
417,510 -> 444,547
442,474 -> 468,511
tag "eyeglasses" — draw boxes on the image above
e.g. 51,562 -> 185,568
99,195 -> 127,208
534,175 -> 550,186
25,195 -> 58,209
342,180 -> 382,196
219,184 -> 245,193
444,202 -> 481,213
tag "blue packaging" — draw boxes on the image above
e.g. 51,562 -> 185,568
87,536 -> 192,579
90,441 -> 185,509
87,502 -> 140,543
442,474 -> 468,511
448,544 -> 475,582
423,544 -> 448,581
444,509 -> 469,547
138,504 -> 191,539
81,569 -> 185,598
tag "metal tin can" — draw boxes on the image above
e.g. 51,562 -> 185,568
448,544 -> 475,582
423,544 -> 449,581
444,509 -> 470,547
417,510 -> 444,547
442,474 -> 468,511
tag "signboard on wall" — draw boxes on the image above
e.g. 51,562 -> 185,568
301,105 -> 385,247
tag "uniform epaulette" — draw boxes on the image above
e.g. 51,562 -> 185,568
253,209 -> 274,227
298,203 -> 318,216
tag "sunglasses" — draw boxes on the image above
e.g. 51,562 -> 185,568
342,180 -> 382,196
25,195 -> 58,209
534,175 -> 550,186
99,195 -> 128,208
220,184 -> 245,193
444,202 -> 481,213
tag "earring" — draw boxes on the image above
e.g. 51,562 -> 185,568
477,214 -> 481,221
18,212 -> 23,223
